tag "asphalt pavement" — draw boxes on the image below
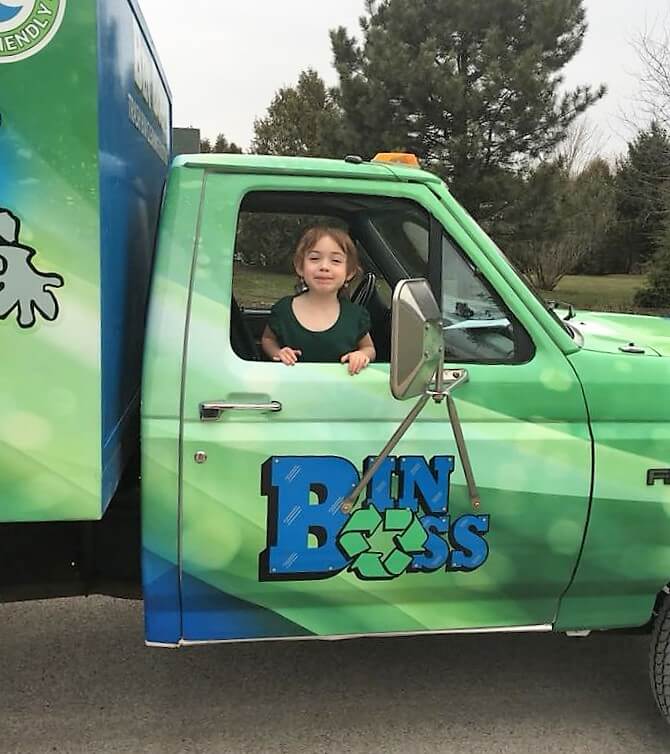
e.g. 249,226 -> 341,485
0,596 -> 668,753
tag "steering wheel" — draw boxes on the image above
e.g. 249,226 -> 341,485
350,272 -> 377,308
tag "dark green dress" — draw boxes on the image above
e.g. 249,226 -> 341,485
267,295 -> 371,363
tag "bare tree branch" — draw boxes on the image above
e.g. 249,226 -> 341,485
554,117 -> 609,174
631,15 -> 670,129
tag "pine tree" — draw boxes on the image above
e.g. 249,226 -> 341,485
634,193 -> 670,308
330,0 -> 605,221
507,157 -> 615,289
213,133 -> 243,154
615,122 -> 670,273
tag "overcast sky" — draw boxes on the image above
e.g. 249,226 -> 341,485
138,0 -> 669,158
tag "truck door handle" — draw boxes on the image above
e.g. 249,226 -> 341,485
199,400 -> 282,421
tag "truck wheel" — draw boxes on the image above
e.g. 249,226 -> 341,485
650,593 -> 670,724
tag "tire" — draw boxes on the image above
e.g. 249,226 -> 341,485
650,593 -> 670,724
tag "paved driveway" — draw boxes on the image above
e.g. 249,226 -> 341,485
1,596 -> 668,753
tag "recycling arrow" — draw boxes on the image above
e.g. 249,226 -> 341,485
337,505 -> 429,580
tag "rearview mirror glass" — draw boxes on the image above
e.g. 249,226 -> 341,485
390,278 -> 444,400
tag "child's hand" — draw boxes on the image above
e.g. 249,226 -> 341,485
341,350 -> 370,375
274,347 -> 302,366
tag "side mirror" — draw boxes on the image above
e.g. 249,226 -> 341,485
390,278 -> 444,400
341,277 -> 480,515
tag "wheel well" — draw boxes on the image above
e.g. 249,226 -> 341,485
653,584 -> 670,618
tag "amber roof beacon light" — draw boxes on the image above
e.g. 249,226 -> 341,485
372,152 -> 421,167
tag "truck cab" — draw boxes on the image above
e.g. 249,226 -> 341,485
140,153 -> 670,652
3,137 -> 670,721
2,0 -> 670,725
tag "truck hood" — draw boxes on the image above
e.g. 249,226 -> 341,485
567,311 -> 670,356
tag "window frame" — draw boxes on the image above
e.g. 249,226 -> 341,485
227,185 -> 535,367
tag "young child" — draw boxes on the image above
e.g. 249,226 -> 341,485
261,226 -> 376,374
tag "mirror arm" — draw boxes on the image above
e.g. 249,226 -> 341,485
429,369 -> 480,510
446,394 -> 481,510
340,393 -> 431,514
340,368 -> 481,514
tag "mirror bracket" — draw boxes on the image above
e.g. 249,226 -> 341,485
427,368 -> 468,402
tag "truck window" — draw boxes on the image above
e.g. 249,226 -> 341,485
368,208 -> 532,364
366,210 -> 429,278
441,234 -> 533,363
230,192 -> 432,363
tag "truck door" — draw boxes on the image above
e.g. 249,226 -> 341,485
178,169 -> 591,643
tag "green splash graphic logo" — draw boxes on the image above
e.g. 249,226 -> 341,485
0,209 -> 64,328
0,1 -> 66,63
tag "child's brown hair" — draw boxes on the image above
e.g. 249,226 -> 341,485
293,226 -> 362,283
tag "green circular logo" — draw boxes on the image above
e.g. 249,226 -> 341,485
0,1 -> 66,64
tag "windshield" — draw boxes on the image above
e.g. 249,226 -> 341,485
439,191 -> 576,339
369,211 -> 535,362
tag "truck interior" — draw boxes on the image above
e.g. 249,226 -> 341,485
230,190 -> 531,365
230,191 -> 432,364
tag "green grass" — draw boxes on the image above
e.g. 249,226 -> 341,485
233,265 -> 657,314
540,275 -> 649,312
233,264 -> 295,307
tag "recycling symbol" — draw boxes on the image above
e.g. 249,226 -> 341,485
337,505 -> 429,580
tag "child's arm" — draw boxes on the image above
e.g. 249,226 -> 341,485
341,334 -> 376,375
357,334 -> 376,363
261,325 -> 302,365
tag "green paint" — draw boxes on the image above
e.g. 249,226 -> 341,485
0,1 -> 100,522
338,506 -> 428,579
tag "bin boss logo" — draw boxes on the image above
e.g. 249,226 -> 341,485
260,455 -> 490,581
0,1 -> 66,63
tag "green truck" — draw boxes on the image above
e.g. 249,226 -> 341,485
2,0 -> 669,728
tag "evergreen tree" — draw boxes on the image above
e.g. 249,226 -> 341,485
330,0 -> 605,222
251,69 -> 342,157
200,134 -> 243,154
614,122 -> 670,273
245,70 -> 344,269
213,133 -> 243,154
634,192 -> 670,308
633,238 -> 670,310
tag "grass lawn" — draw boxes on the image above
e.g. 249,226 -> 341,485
234,265 -> 656,314
233,264 -> 295,308
540,274 -> 649,312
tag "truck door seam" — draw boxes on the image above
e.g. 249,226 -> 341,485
554,358 -> 596,624
176,169 -> 209,641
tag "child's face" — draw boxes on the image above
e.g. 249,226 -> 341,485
296,235 -> 350,295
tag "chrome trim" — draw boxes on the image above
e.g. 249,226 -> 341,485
199,400 -> 282,421
176,624 -> 553,647
145,641 -> 180,649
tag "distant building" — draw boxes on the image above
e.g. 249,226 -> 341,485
172,127 -> 201,157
